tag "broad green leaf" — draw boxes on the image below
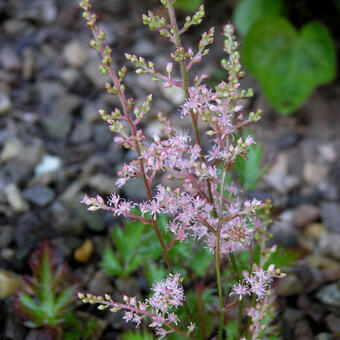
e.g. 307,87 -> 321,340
100,246 -> 123,276
175,0 -> 202,12
224,320 -> 238,340
191,248 -> 213,277
234,141 -> 267,191
121,330 -> 154,340
243,16 -> 336,114
145,262 -> 167,285
264,245 -> 303,270
233,0 -> 283,35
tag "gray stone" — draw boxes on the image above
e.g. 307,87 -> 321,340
316,283 -> 340,308
294,204 -> 320,228
160,85 -> 185,106
303,162 -> 329,186
294,320 -> 313,340
87,173 -> 116,194
88,271 -> 114,295
63,40 -> 89,68
320,202 -> 340,233
283,308 -> 304,324
318,144 -> 337,163
36,81 -> 66,102
0,47 -> 21,72
122,176 -> 148,201
277,274 -> 304,296
0,138 -> 23,163
4,183 -> 29,213
70,121 -> 92,143
319,232 -> 340,261
34,154 -> 62,175
0,225 -> 15,248
23,185 -> 55,207
0,92 -> 12,115
84,59 -> 110,89
133,39 -> 157,57
325,314 -> 340,333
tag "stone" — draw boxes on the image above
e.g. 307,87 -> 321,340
314,333 -> 332,340
325,314 -> 340,333
0,270 -> 22,298
294,204 -> 320,228
60,68 -> 79,86
318,144 -> 337,163
264,172 -> 299,194
320,202 -> 340,233
133,39 -> 157,57
34,154 -> 62,175
4,183 -> 29,213
0,92 -> 12,115
74,239 -> 94,263
319,232 -> 340,261
84,59 -> 110,89
277,274 -> 304,296
88,270 -> 114,295
22,47 -> 35,81
294,320 -> 313,340
160,85 -> 185,106
0,225 -> 15,248
0,138 -> 23,163
283,308 -> 304,324
36,81 -> 66,103
70,121 -> 92,143
122,176 -> 148,201
63,40 -> 89,68
0,47 -> 21,72
316,283 -> 340,308
276,131 -> 301,150
303,162 -> 329,186
26,330 -> 51,340
87,173 -> 116,194
23,185 -> 55,207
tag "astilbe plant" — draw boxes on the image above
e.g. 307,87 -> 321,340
78,0 -> 286,339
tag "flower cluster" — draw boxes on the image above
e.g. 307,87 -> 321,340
78,274 -> 193,339
231,264 -> 286,301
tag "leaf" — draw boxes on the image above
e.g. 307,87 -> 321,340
242,16 -> 336,114
233,0 -> 283,36
234,140 -> 267,191
175,0 -> 202,12
121,330 -> 154,340
144,262 -> 167,285
100,246 -> 123,276
190,248 -> 213,277
224,319 -> 238,340
264,245 -> 303,270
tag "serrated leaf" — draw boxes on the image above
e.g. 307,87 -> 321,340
233,0 -> 283,36
144,262 -> 167,285
175,0 -> 202,12
234,141 -> 267,191
243,16 -> 336,114
100,246 -> 123,276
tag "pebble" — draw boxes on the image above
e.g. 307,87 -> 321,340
320,202 -> 340,234
133,39 -> 158,57
294,204 -> 320,228
264,172 -> 299,194
87,173 -> 116,194
0,270 -> 22,298
88,270 -> 114,295
0,47 -> 21,72
325,314 -> 340,333
160,85 -> 185,106
4,183 -> 29,213
122,176 -> 148,201
0,138 -> 23,163
74,239 -> 94,263
277,274 -> 304,296
276,131 -> 300,150
0,92 -> 12,115
318,144 -> 337,163
294,320 -> 313,340
303,163 -> 329,186
319,232 -> 340,261
34,154 -> 62,175
22,47 -> 35,81
316,282 -> 340,308
63,40 -> 89,68
84,59 -> 110,89
0,225 -> 15,248
70,121 -> 92,143
23,185 -> 55,207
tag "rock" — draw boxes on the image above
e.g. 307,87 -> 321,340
277,274 -> 304,296
22,47 -> 35,81
88,270 -> 114,295
303,163 -> 329,186
59,68 -> 79,86
305,254 -> 340,282
294,320 -> 313,340
63,40 -> 89,68
325,314 -> 340,333
318,144 -> 337,163
60,179 -> 86,204
43,94 -> 81,138
160,85 -> 185,106
314,333 -> 332,340
0,270 -> 22,298
319,232 -> 340,260
93,123 -> 112,147
264,172 -> 299,194
26,330 -> 51,340
36,81 -> 66,102
87,173 -> 116,194
316,283 -> 340,308
3,314 -> 27,340
297,295 -> 325,322
4,183 -> 29,213
0,138 -> 23,163
133,39 -> 158,57
34,154 -> 62,175
23,185 -> 55,207
74,239 -> 94,263
70,121 -> 92,143
283,308 -> 304,324
122,176 -> 148,201
300,223 -> 327,249
0,47 -> 21,72
0,92 -> 12,115
320,202 -> 340,233
294,204 -> 320,228
276,131 -> 301,150
84,59 -> 110,89
0,225 -> 15,248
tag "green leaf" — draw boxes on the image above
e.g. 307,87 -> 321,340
191,248 -> 213,277
264,245 -> 303,270
242,16 -> 336,114
121,330 -> 154,340
144,262 -> 167,285
224,319 -> 238,340
233,0 -> 283,36
234,140 -> 267,191
100,246 -> 123,276
175,0 -> 202,12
